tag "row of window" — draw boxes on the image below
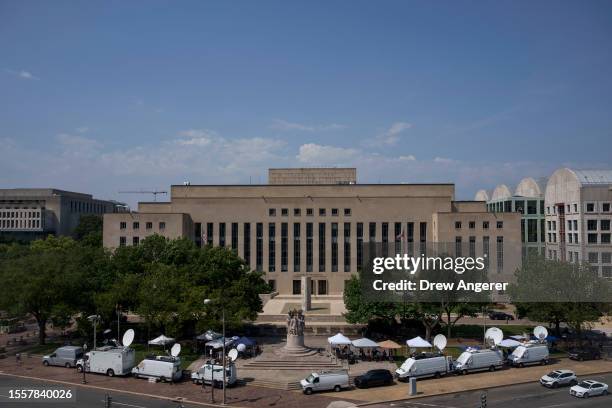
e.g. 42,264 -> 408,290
268,208 -> 352,217
0,219 -> 41,229
547,202 -> 611,215
488,200 -> 544,215
119,221 -> 166,230
455,221 -> 503,229
520,219 -> 546,243
548,232 -> 611,245
70,200 -> 107,214
0,210 -> 41,219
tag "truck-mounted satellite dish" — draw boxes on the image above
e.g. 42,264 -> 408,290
534,326 -> 548,341
433,334 -> 447,351
485,327 -> 503,346
170,343 -> 181,357
122,329 -> 135,348
228,348 -> 238,362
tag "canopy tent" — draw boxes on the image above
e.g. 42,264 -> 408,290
235,336 -> 256,347
377,340 -> 402,349
509,335 -> 527,341
458,345 -> 481,351
499,339 -> 521,348
196,330 -> 222,341
205,337 -> 234,350
351,338 -> 379,348
328,333 -> 352,345
148,334 -> 175,346
406,336 -> 432,348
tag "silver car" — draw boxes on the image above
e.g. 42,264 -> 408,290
42,346 -> 84,368
570,380 -> 609,398
540,369 -> 577,388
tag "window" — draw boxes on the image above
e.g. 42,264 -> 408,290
587,220 -> 598,230
369,222 -> 376,242
357,222 -> 363,270
146,222 -> 153,230
319,208 -> 326,216
601,220 -> 610,230
455,237 -> 462,257
331,208 -> 339,216
504,200 -> 512,212
132,236 -> 139,246
455,221 -> 462,229
483,221 -> 489,230
588,252 -> 599,264
159,222 -> 166,230
586,203 -> 595,212
420,222 -> 427,255
602,233 -> 611,244
206,223 -> 213,246
294,208 -> 301,216
344,222 -> 351,272
119,236 -> 126,247
521,220 -> 525,243
219,223 -> 226,247
603,266 -> 612,278
573,203 -> 578,212
293,223 -> 301,272
573,220 -> 578,230
344,208 -> 351,216
269,208 -> 276,216
318,280 -> 328,295
469,236 -> 476,258
496,236 -> 504,273
588,233 -> 598,244
469,221 -> 475,229
292,280 -> 301,295
574,233 -> 578,243
120,222 -> 126,229
381,222 -> 389,257
244,223 -> 251,264
527,200 -> 537,215
133,222 -> 139,229
331,223 -> 338,272
231,223 -> 238,251
496,221 -> 503,229
319,223 -> 326,272
306,223 -> 313,272
255,223 -> 263,270
268,223 -> 276,272
515,201 -> 524,214
540,200 -> 545,215
567,220 -> 572,231
281,208 -> 288,216
602,252 -> 611,264
483,236 -> 490,268
281,223 -> 288,272
394,222 -> 402,253
528,219 -> 538,243
306,208 -> 313,216
603,203 -> 611,212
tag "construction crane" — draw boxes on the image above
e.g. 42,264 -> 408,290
118,190 -> 168,202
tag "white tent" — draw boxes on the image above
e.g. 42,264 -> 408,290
148,334 -> 175,346
351,338 -> 379,348
406,336 -> 432,348
499,339 -> 521,348
205,337 -> 234,350
509,335 -> 527,341
328,333 -> 352,345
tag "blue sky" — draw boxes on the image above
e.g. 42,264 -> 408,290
1,0 -> 611,206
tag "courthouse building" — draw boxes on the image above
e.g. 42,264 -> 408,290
103,168 -> 522,297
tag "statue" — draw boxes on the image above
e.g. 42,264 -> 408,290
286,309 -> 305,337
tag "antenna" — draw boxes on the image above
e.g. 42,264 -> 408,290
122,329 -> 135,348
228,348 -> 238,362
433,334 -> 447,351
534,326 -> 548,342
118,190 -> 168,202
485,327 -> 503,347
170,343 -> 181,358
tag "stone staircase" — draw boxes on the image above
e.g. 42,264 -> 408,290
242,358 -> 343,371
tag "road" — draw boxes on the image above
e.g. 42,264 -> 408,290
0,375 -> 199,408
368,372 -> 612,408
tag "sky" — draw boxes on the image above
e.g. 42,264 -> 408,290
1,0 -> 612,207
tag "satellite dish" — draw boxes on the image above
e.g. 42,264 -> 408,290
122,329 -> 135,348
170,343 -> 181,357
433,334 -> 447,351
485,327 -> 503,346
228,348 -> 238,362
236,343 -> 246,352
534,326 -> 548,341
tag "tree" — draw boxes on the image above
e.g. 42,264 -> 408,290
73,215 -> 103,247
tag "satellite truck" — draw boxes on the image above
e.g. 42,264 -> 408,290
453,327 -> 504,375
396,334 -> 453,381
132,343 -> 183,382
76,329 -> 136,377
508,326 -> 550,367
191,348 -> 238,387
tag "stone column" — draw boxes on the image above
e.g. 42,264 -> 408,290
301,276 -> 311,311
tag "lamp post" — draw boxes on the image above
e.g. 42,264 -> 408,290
204,298 -> 226,405
87,315 -> 100,350
82,343 -> 87,384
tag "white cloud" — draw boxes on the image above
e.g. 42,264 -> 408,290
297,143 -> 359,165
76,126 -> 90,133
4,69 -> 40,80
270,119 -> 347,132
433,157 -> 455,164
365,121 -> 413,147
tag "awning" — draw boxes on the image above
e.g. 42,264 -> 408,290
196,330 -> 222,341
205,337 -> 234,349
148,334 -> 175,346
377,340 -> 402,349
351,338 -> 379,348
328,333 -> 352,345
406,336 -> 432,348
499,339 -> 521,348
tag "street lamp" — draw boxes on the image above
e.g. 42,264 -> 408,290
204,298 -> 226,405
87,315 -> 100,350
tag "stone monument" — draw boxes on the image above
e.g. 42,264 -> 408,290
301,276 -> 311,311
276,308 -> 316,356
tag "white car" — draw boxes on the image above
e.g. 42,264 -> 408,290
540,369 -> 577,388
570,380 -> 609,398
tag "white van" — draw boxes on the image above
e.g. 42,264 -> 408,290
509,344 -> 549,367
76,346 -> 136,377
454,348 -> 503,375
42,346 -> 84,368
191,361 -> 237,387
301,371 -> 350,394
396,354 -> 450,381
132,355 -> 182,382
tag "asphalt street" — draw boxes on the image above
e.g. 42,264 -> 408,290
371,372 -> 612,408
0,376 -> 201,408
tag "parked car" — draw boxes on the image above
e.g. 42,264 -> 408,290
508,344 -> 549,367
570,380 -> 608,398
191,361 -> 237,387
354,369 -> 394,388
132,355 -> 182,382
568,347 -> 601,361
42,346 -> 84,368
300,371 -> 350,394
539,369 -> 578,388
488,311 -> 514,320
396,354 -> 450,381
76,346 -> 135,377
454,349 -> 504,374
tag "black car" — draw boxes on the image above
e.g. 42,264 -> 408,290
354,369 -> 394,388
488,311 -> 514,320
568,347 -> 601,361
